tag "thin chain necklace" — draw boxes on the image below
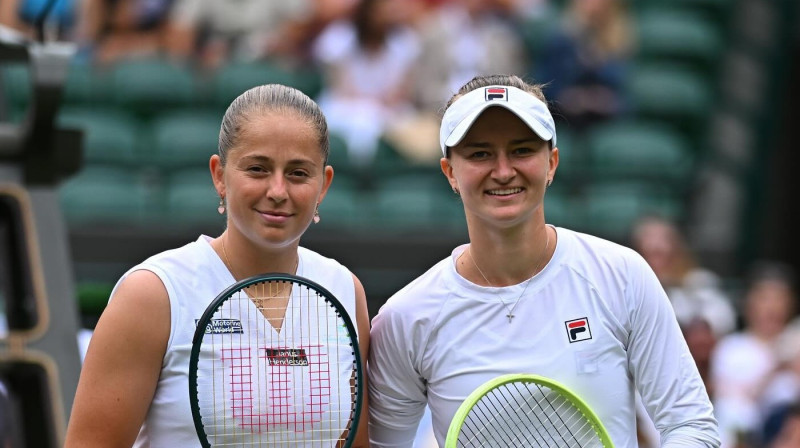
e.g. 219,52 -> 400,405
221,236 -> 299,282
469,227 -> 551,323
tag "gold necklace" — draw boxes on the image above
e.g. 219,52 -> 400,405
469,227 -> 551,323
221,236 -> 299,281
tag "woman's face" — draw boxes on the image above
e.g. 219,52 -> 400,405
213,111 -> 333,250
745,279 -> 795,339
441,107 -> 558,230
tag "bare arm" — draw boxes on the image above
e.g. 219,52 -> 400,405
352,273 -> 371,448
64,270 -> 170,447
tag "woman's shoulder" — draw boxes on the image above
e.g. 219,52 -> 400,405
118,236 -> 220,291
558,227 -> 641,260
298,246 -> 350,272
143,235 -> 212,263
378,257 -> 453,314
555,227 -> 652,282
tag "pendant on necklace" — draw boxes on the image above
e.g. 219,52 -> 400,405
506,313 -> 515,323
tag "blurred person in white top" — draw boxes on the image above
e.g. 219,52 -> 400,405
712,261 -> 798,447
631,214 -> 737,339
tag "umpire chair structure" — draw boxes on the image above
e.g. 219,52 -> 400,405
0,24 -> 84,447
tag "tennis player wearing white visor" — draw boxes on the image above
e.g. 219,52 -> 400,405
368,74 -> 721,448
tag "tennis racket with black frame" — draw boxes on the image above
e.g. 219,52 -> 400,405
189,273 -> 364,447
446,373 -> 614,448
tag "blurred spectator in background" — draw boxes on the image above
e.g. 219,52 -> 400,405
411,0 -> 527,112
312,0 -> 420,165
712,262 -> 798,448
0,0 -> 82,41
165,0 -> 314,69
764,404 -> 800,448
684,316 -> 719,400
266,0 -> 359,68
383,0 -> 529,164
81,0 -> 175,64
630,215 -> 735,447
631,214 -> 737,339
534,0 -> 633,133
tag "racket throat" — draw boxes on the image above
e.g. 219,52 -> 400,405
247,283 -> 294,333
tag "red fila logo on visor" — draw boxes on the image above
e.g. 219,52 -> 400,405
565,317 -> 592,343
485,87 -> 508,101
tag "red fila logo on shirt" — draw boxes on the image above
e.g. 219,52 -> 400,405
565,317 -> 592,343
485,87 -> 508,101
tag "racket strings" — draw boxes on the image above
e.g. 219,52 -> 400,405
458,381 -> 604,447
194,280 -> 360,446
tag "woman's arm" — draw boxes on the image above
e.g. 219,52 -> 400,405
351,273 -> 371,448
64,270 -> 170,447
627,254 -> 721,447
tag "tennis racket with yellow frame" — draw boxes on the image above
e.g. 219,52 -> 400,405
446,373 -> 614,447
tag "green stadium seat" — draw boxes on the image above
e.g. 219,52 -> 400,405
544,186 -> 581,229
628,63 -> 713,138
2,61 -> 110,119
639,0 -> 734,22
75,281 -> 114,318
518,6 -> 562,62
212,61 -> 322,109
58,107 -> 142,166
635,10 -> 725,76
580,180 -> 682,242
370,138 -> 416,175
59,165 -> 152,226
326,132 -> 355,175
317,173 -> 366,229
164,168 -> 223,227
552,124 -> 587,184
373,187 -> 437,231
432,187 -> 468,235
586,120 -> 694,187
149,110 -> 222,169
0,63 -> 31,119
110,58 -> 197,115
371,172 -> 459,232
62,62 -> 112,106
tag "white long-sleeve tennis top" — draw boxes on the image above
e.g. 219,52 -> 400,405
368,227 -> 720,447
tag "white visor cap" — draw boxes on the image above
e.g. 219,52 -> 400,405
440,85 -> 557,156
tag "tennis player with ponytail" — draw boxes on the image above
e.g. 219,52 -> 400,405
65,84 -> 370,447
368,74 -> 720,447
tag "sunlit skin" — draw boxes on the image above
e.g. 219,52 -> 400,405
210,111 -> 334,276
441,107 -> 559,286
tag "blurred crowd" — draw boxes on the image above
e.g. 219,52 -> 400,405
3,1 -> 798,447
0,0 -> 636,165
630,215 -> 800,448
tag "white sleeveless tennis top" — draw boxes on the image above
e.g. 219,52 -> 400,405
109,235 -> 357,447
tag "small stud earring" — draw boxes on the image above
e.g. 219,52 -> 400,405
452,187 -> 460,196
313,205 -> 320,224
217,197 -> 225,214
546,179 -> 552,188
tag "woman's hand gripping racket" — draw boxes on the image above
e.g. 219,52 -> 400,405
189,273 -> 364,447
446,373 -> 614,448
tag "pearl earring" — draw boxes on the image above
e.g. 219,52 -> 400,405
217,197 -> 225,214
